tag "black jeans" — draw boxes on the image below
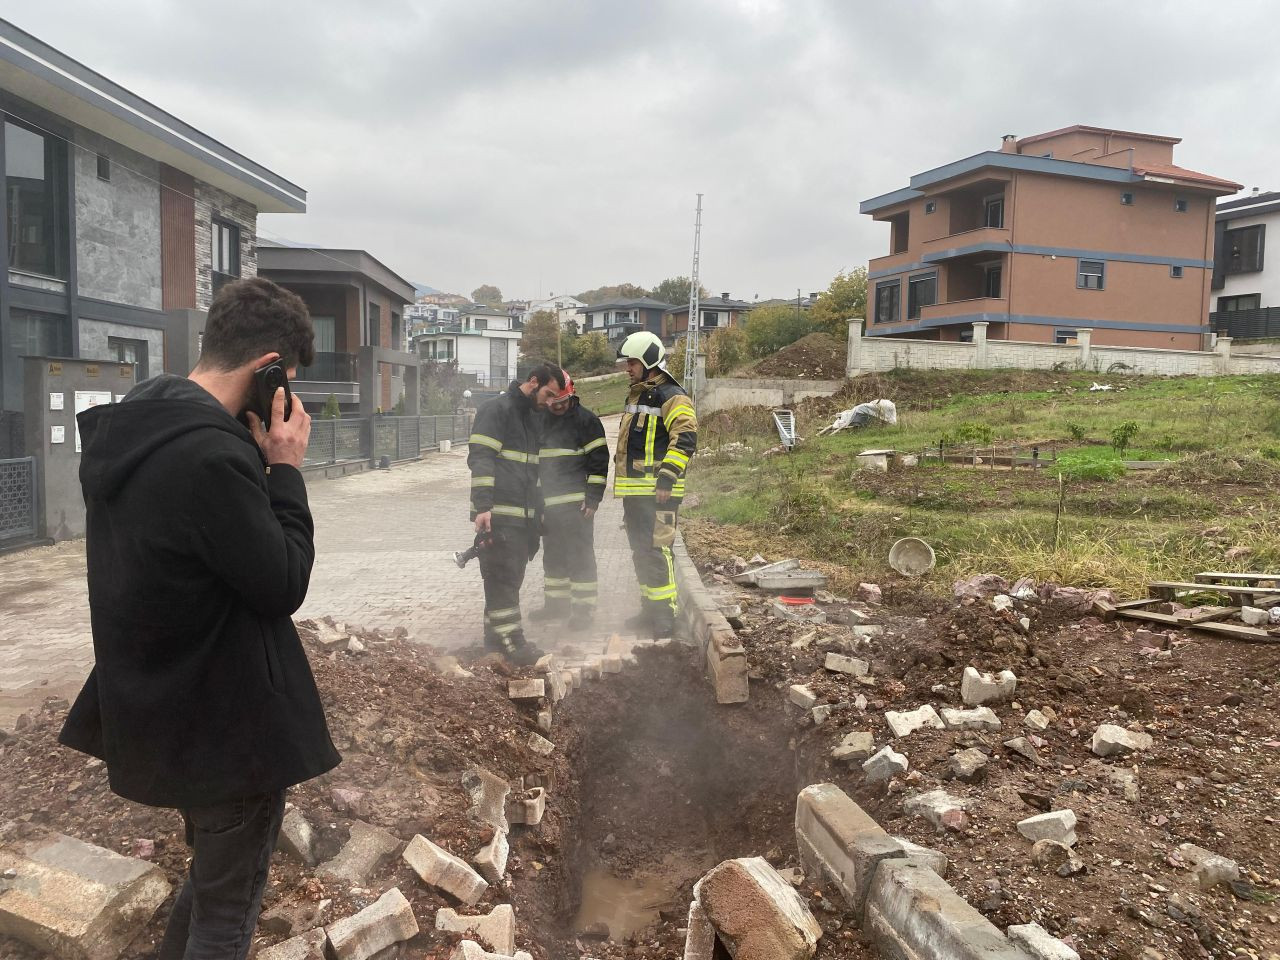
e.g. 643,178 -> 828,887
157,791 -> 286,960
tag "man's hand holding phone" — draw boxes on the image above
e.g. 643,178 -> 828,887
249,386 -> 311,468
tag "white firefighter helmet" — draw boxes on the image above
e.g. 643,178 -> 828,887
617,331 -> 665,370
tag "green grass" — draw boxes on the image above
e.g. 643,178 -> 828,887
574,373 -> 628,417
686,371 -> 1280,595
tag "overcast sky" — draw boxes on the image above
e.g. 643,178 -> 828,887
9,1 -> 1278,301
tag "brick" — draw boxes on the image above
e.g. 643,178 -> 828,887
831,731 -> 875,763
276,807 -> 318,867
258,928 -> 328,960
789,684 -> 818,709
326,887 -> 419,960
795,783 -> 902,921
960,667 -> 1017,706
706,628 -> 749,704
527,732 -> 555,756
462,765 -> 510,834
435,904 -> 516,954
402,835 -> 488,906
824,653 -> 869,676
317,822 -> 402,885
903,790 -> 969,831
0,833 -> 171,960
694,857 -> 821,960
1016,810 -> 1078,847
507,680 -> 545,701
683,900 -> 716,960
473,829 -> 509,885
506,787 -> 546,827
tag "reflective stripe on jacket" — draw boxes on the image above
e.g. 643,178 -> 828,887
537,397 -> 609,509
468,382 -> 539,522
614,370 -> 697,499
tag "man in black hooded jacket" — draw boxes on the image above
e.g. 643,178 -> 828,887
60,277 -> 339,960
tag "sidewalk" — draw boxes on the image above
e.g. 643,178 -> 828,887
0,414 -> 640,730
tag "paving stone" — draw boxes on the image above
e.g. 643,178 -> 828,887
885,705 -> 945,738
258,928 -> 328,960
705,627 -> 750,705
506,787 -> 546,827
831,731 -> 874,763
823,653 -> 869,676
683,900 -> 717,960
0,832 -> 171,960
462,766 -> 511,834
527,732 -> 555,756
694,856 -> 821,960
277,807 -> 319,867
944,747 -> 989,783
788,684 -> 818,709
862,745 -> 908,783
317,822 -> 403,885
326,887 -> 419,960
796,783 -> 902,921
507,680 -> 545,701
1090,723 -> 1153,758
960,667 -> 1018,706
474,830 -> 509,885
903,789 -> 969,832
1017,810 -> 1078,847
1007,922 -> 1081,960
435,904 -> 516,955
402,836 -> 488,906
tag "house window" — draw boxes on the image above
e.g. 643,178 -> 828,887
107,336 -> 149,379
1225,224 -> 1265,274
211,219 -> 240,294
368,302 -> 381,346
702,311 -> 720,327
1174,197 -> 1188,213
4,120 -> 69,278
1077,259 -> 1105,290
874,280 -> 901,325
5,308 -> 69,411
1121,192 -> 1134,205
983,264 -> 1002,299
1170,265 -> 1184,279
907,273 -> 937,320
391,311 -> 402,351
96,153 -> 110,181
924,201 -> 936,215
1218,294 -> 1261,312
1055,329 -> 1079,344
983,196 -> 1004,229
474,318 -> 488,331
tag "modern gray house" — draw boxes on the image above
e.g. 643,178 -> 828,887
0,17 -> 306,458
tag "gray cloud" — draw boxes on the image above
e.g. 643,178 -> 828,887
7,0 -> 1278,298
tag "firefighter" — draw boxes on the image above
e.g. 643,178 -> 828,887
614,331 -> 697,639
530,370 -> 609,630
467,363 -> 566,664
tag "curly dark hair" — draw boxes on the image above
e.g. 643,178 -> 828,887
526,362 -> 566,389
199,277 -> 315,371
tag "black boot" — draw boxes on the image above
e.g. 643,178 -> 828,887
485,630 -> 543,666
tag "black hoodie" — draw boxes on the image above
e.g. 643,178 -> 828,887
59,375 -> 340,808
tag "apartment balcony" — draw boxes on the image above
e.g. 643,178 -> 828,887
294,351 -> 359,404
868,250 -> 920,276
919,297 -> 1008,324
920,227 -> 1011,264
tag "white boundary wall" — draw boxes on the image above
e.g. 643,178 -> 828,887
845,320 -> 1280,379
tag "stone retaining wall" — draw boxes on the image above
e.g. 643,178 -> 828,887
671,534 -> 749,704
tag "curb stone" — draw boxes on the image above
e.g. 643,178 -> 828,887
672,534 -> 749,704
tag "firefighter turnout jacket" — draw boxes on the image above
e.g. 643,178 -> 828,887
538,397 -> 609,510
615,369 -> 697,500
468,382 -> 540,524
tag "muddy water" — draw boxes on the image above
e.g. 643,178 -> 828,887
574,853 -> 713,938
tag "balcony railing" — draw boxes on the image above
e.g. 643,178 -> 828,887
1210,306 -> 1280,340
298,351 -> 357,382
920,297 -> 1008,322
920,227 -> 1010,264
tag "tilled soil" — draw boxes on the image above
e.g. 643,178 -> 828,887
688,536 -> 1280,960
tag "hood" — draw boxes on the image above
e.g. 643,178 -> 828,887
79,377 -> 258,501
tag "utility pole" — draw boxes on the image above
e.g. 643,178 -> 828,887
683,193 -> 703,397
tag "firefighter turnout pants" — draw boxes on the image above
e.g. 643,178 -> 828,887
478,525 -> 535,643
540,505 -> 598,616
623,496 -> 679,630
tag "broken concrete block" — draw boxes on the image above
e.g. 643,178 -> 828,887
448,941 -> 534,960
1007,922 -> 1080,960
317,821 -> 402,886
527,732 -> 555,756
602,655 -> 624,674
683,900 -> 717,960
436,904 -> 516,955
1241,605 -> 1270,626
326,887 -> 418,960
824,653 -> 869,676
0,833 -> 171,960
581,661 -> 603,681
890,836 -> 949,877
944,747 -> 989,783
1017,810 -> 1077,847
507,679 -> 545,700
862,745 -> 908,783
694,856 -> 821,960
789,684 -> 819,709
707,627 -> 750,704
536,710 -> 553,733
474,830 -> 509,885
463,766 -> 511,834
1024,709 -> 1050,731
795,783 -> 901,921
506,787 -> 546,827
903,789 -> 969,832
885,705 -> 945,738
960,666 -> 1017,705
851,624 -> 883,637
277,807 -> 318,866
940,706 -> 1002,731
1178,843 -> 1241,889
831,731 -> 874,763
1003,736 -> 1045,766
771,599 -> 826,623
1090,723 -> 1153,758
403,835 -> 488,906
258,928 -> 328,960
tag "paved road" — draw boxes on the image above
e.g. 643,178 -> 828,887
0,415 -> 639,731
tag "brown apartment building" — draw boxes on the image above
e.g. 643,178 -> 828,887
860,126 -> 1241,348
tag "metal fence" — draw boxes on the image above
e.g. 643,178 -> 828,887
1210,307 -> 1280,340
0,457 -> 38,544
304,414 -> 472,467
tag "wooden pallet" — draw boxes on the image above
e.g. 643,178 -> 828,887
1115,608 -> 1278,643
1193,571 -> 1280,584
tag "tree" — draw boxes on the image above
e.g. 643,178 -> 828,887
321,394 -> 341,419
650,276 -> 708,307
571,332 -> 615,376
519,310 -> 562,367
420,360 -> 466,414
575,283 -> 649,305
743,303 -> 815,358
666,337 -> 687,383
471,284 -> 503,306
809,268 -> 868,338
705,326 -> 748,377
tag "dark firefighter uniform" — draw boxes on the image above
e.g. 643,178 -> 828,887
468,382 -> 541,652
536,397 -> 609,622
615,369 -> 698,633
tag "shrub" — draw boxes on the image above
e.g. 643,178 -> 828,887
1110,420 -> 1139,456
1065,422 -> 1086,441
940,422 -> 994,446
1054,451 -> 1127,481
321,394 -> 341,419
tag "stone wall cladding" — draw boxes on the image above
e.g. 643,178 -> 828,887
700,379 -> 843,415
73,129 -> 162,309
77,320 -> 165,380
194,180 -> 259,311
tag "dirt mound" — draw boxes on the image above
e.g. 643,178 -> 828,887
753,332 -> 846,380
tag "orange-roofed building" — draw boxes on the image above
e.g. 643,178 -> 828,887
860,126 -> 1242,349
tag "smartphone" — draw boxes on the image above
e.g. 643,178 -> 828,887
250,359 -> 293,430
